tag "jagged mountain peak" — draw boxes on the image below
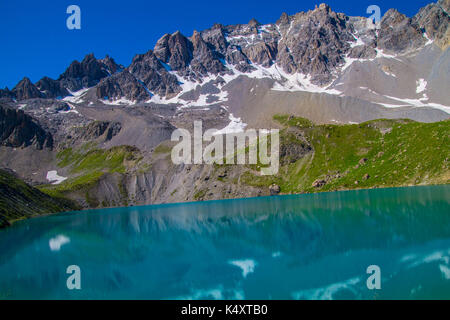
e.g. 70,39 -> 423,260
12,77 -> 44,100
153,31 -> 193,71
415,0 -> 450,50
16,77 -> 33,85
82,52 -> 97,62
6,52 -> 124,101
381,8 -> 408,24
35,76 -> 69,99
100,54 -> 124,74
154,33 -> 172,62
276,12 -> 290,25
59,53 -> 106,80
248,18 -> 260,27
314,3 -> 331,12
0,87 -> 13,100
126,48 -> 181,98
275,3 -> 353,83
212,23 -> 224,30
56,53 -> 123,92
378,8 -> 426,52
191,30 -> 203,46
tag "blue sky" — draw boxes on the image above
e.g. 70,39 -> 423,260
0,0 -> 435,88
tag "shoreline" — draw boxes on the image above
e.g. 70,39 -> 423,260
2,182 -> 449,229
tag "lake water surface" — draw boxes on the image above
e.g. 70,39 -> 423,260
0,185 -> 449,299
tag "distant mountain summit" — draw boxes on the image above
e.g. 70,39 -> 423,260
1,53 -> 123,101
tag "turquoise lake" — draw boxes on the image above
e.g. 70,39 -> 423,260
0,185 -> 449,300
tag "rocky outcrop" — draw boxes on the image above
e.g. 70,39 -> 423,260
12,77 -> 44,100
276,3 -> 353,84
100,55 -> 123,74
190,30 -> 226,77
154,31 -> 193,72
35,76 -> 69,99
0,104 -> 53,149
225,46 -> 255,72
348,44 -> 377,59
201,24 -> 228,55
414,0 -> 450,50
312,179 -> 326,188
280,128 -> 313,165
242,42 -> 277,67
0,87 -> 13,100
58,53 -> 121,92
67,120 -> 121,143
128,50 -> 181,97
154,30 -> 226,80
378,9 -> 426,52
95,70 -> 150,101
269,184 -> 281,195
10,54 -> 123,101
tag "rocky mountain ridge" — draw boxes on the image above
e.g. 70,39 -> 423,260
1,1 -> 448,106
1,54 -> 123,101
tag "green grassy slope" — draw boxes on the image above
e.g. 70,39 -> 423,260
0,169 -> 78,227
241,116 -> 450,193
38,145 -> 142,201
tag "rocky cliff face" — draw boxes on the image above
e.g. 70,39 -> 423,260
65,120 -> 122,146
12,77 -> 45,100
415,0 -> 450,50
95,70 -> 150,101
0,104 -> 53,149
377,9 -> 426,53
127,50 -> 180,97
35,77 -> 69,99
57,53 -> 123,92
276,4 -> 352,84
0,87 -> 14,100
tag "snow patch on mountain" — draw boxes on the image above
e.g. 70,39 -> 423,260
59,102 -> 79,114
416,78 -> 427,94
382,69 -> 397,78
271,66 -> 342,94
214,113 -> 247,135
383,95 -> 450,113
102,97 -> 136,106
349,34 -> 365,48
63,88 -> 89,103
46,170 -> 68,185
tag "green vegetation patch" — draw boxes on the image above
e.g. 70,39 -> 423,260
242,115 -> 449,194
57,145 -> 140,174
153,144 -> 172,155
40,145 -> 142,200
0,169 -> 77,226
